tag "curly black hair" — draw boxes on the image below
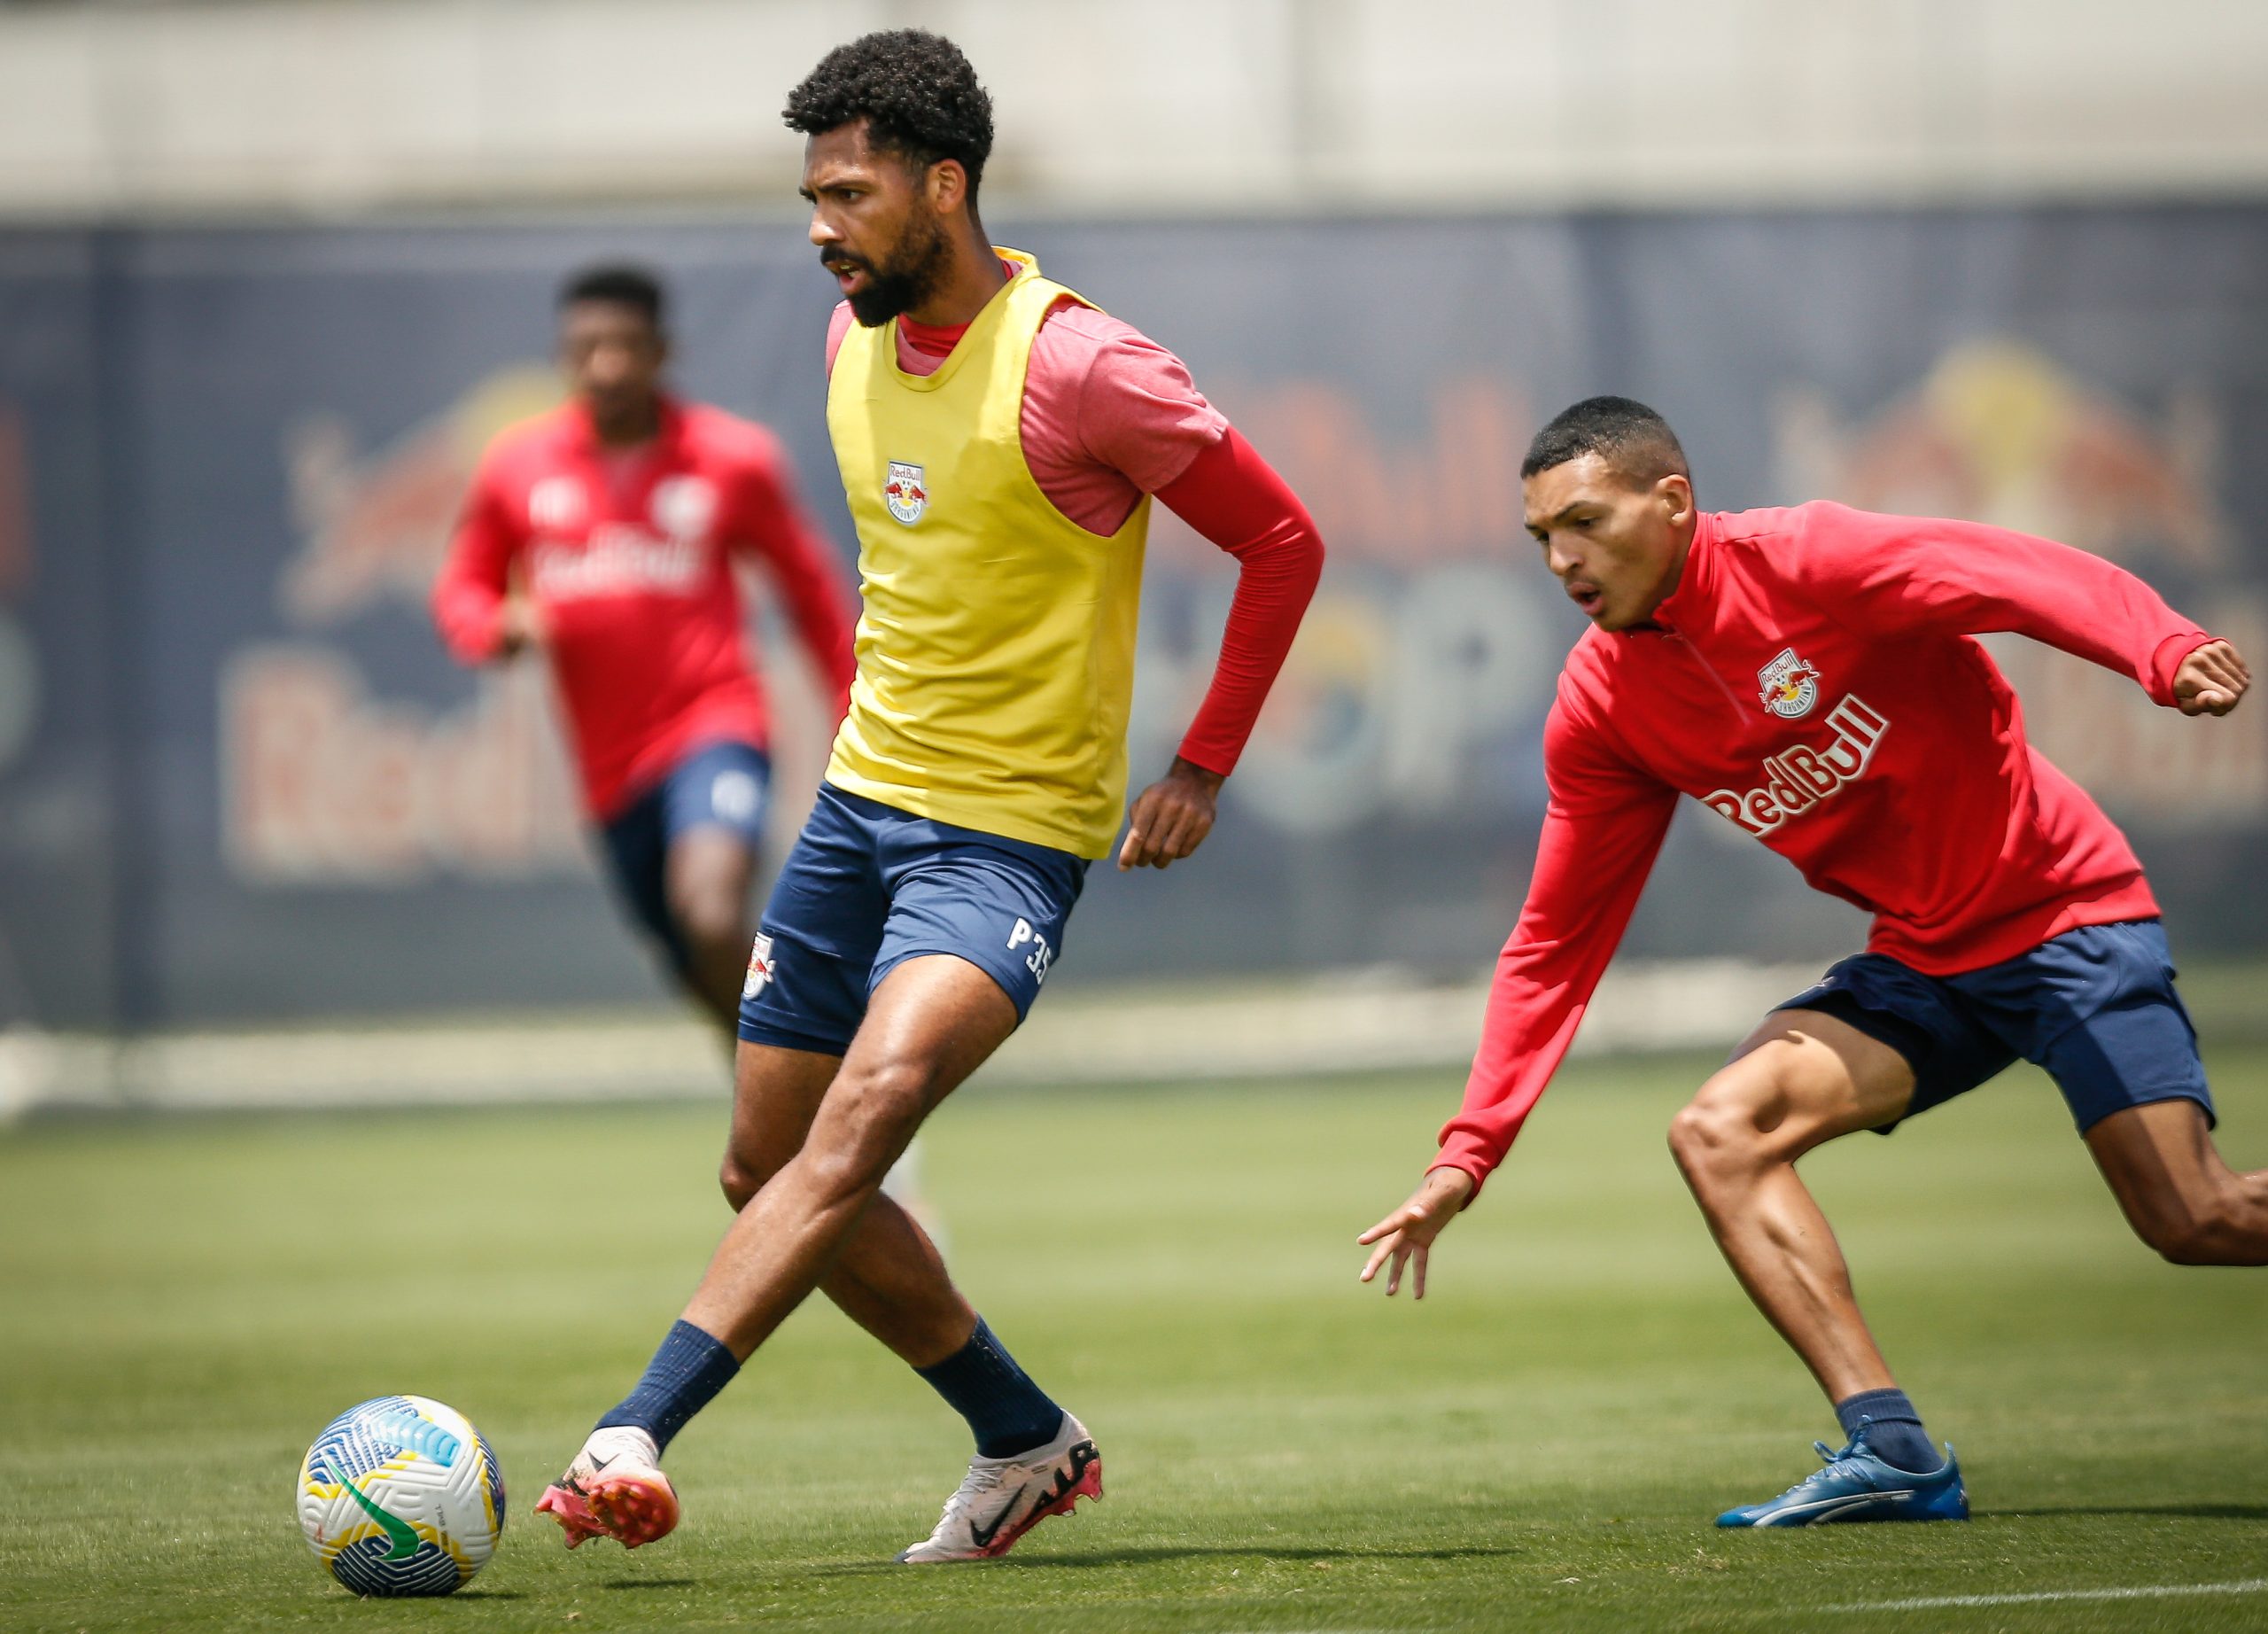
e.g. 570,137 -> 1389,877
783,30 -> 994,194
1522,395 -> 1691,488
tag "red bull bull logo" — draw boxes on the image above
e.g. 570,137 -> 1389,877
224,364 -> 588,884
1775,339 -> 2224,570
282,366 -> 560,625
1775,339 -> 2264,827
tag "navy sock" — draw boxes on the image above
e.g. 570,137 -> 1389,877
915,1317 -> 1065,1459
1835,1388 -> 1938,1473
594,1319 -> 740,1455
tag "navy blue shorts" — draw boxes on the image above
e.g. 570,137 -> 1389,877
736,782 -> 1090,1056
1775,919 -> 2214,1136
598,740 -> 771,978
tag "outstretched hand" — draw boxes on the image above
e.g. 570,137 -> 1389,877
1357,1167 -> 1477,1299
2173,640 -> 2249,716
1117,757 -> 1224,871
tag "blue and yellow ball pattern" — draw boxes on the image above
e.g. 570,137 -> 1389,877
297,1396 -> 505,1596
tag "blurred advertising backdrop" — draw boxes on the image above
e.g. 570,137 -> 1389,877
0,206 -> 2263,1029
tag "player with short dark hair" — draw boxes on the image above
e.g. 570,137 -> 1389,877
1360,394 -> 2259,1527
558,262 -> 665,326
434,261 -> 857,1032
535,30 -> 1325,1562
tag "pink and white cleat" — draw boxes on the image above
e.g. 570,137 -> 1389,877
897,1412 -> 1103,1563
534,1428 -> 680,1550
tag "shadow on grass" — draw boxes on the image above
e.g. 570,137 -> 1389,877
1991,1503 -> 2268,1521
602,1577 -> 701,1590
812,1543 -> 1525,1577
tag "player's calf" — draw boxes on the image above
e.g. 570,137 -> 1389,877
2087,1100 -> 2268,1267
2125,1182 -> 2268,1265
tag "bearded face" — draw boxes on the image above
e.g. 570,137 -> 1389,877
821,186 -> 954,328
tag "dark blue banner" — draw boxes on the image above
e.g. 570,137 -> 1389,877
1,207 -> 2261,1025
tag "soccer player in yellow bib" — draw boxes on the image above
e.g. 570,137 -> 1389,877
538,30 -> 1326,1563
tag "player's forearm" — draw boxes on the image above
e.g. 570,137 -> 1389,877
743,479 -> 860,705
1156,429 -> 1325,774
780,568 -> 858,706
1831,510 -> 2214,704
1957,529 -> 2210,703
1432,774 -> 1674,1196
431,570 -> 509,664
1433,930 -> 1613,1196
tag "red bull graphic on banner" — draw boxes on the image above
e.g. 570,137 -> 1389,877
283,368 -> 559,626
1778,340 -> 2266,826
224,367 -> 587,884
5,208 -> 2265,1026
1131,377 -> 1560,836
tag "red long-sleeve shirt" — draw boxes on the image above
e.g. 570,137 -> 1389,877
432,396 -> 858,821
843,294 -> 1324,778
1434,502 -> 2216,1194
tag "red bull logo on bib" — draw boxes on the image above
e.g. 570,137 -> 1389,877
883,461 -> 928,525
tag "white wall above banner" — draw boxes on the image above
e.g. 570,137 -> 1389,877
2,0 -> 2265,221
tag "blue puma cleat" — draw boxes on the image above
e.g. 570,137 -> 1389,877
1716,1420 -> 1968,1528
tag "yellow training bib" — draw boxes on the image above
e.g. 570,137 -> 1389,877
824,249 -> 1150,860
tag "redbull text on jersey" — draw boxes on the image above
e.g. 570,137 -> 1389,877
1702,695 -> 1891,837
529,527 -> 705,600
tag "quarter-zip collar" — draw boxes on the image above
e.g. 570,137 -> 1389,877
1640,510 -> 1719,636
1614,512 -> 1746,720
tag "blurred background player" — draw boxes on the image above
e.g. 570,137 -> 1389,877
1358,396 -> 2259,1527
432,264 -> 857,1034
536,30 -> 1324,1564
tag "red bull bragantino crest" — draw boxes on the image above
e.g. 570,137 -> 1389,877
883,460 -> 928,525
1756,648 -> 1822,720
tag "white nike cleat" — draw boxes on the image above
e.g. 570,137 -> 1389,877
534,1426 -> 680,1550
897,1412 -> 1103,1563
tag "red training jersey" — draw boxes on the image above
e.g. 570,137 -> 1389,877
1435,502 -> 2216,1194
433,396 -> 858,821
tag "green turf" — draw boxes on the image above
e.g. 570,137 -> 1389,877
4,1049 -> 2266,1632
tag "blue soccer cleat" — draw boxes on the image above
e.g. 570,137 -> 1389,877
1716,1420 -> 1968,1528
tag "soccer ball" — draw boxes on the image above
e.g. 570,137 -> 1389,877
297,1396 -> 506,1596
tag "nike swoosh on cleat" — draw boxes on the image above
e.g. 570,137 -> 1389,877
966,1498 -> 1023,1551
968,1441 -> 1099,1550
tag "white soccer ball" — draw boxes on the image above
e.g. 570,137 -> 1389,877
297,1396 -> 506,1596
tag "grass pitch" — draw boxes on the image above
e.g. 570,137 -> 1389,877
4,1047 -> 2265,1632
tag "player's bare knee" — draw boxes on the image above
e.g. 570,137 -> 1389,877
718,1152 -> 757,1211
1670,1075 -> 1776,1187
808,1060 -> 933,1197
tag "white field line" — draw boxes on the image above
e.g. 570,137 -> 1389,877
1831,1576 -> 2268,1612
